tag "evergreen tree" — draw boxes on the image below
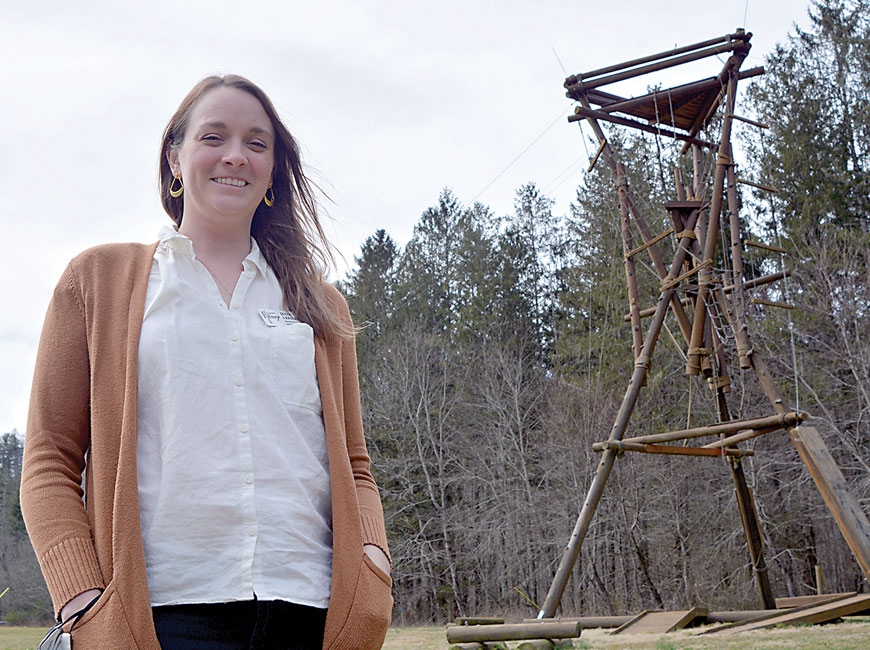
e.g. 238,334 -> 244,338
747,0 -> 869,237
743,0 -> 870,593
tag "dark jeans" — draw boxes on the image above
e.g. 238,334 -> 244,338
152,599 -> 327,650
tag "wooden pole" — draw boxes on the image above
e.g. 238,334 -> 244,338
516,641 -> 554,650
524,616 -> 631,628
569,108 -> 715,148
621,411 -> 805,445
538,215 -> 700,618
590,69 -> 764,119
575,89 -> 695,347
568,41 -> 740,91
575,32 -> 747,81
747,345 -> 870,581
731,459 -> 777,608
702,425 -> 782,448
815,565 -> 826,595
618,163 -> 644,361
724,128 -> 753,369
446,621 -> 581,643
686,70 -> 738,375
628,271 -> 793,321
591,440 -> 753,457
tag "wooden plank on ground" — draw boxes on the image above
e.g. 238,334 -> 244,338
775,592 -> 855,609
612,608 -> 706,634
699,593 -> 856,634
611,611 -> 648,634
705,594 -> 870,636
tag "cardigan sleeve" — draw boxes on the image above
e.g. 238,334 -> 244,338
329,285 -> 391,566
20,263 -> 106,616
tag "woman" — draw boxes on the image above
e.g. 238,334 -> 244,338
21,75 -> 392,650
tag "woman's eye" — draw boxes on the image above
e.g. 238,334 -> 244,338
249,140 -> 268,149
201,134 -> 223,143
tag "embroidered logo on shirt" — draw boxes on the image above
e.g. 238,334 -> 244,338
259,309 -> 298,327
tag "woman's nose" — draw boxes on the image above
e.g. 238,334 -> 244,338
222,141 -> 247,166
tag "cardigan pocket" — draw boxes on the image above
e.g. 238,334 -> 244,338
69,583 -> 138,650
328,554 -> 393,650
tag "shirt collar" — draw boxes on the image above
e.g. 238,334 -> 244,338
156,225 -> 270,277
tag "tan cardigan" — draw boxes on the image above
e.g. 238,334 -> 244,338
21,243 -> 392,650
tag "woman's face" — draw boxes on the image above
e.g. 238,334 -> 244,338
169,86 -> 275,232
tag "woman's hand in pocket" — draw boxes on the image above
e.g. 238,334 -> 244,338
60,589 -> 102,623
363,544 -> 390,575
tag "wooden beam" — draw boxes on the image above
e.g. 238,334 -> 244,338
751,298 -> 795,310
706,609 -> 788,623
661,259 -> 712,291
625,270 -> 794,323
789,427 -> 870,579
524,616 -> 631,629
573,32 -> 747,81
702,425 -> 781,448
730,459 -> 777,609
587,137 -> 607,172
625,228 -> 674,259
568,108 -> 716,148
727,113 -> 769,129
567,40 -> 741,91
592,75 -> 737,117
724,270 -> 792,292
454,618 -> 505,626
623,412 -> 806,445
736,178 -> 779,193
744,240 -> 788,254
592,440 -> 753,457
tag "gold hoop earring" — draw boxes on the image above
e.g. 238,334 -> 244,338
264,186 -> 275,207
169,175 -> 184,198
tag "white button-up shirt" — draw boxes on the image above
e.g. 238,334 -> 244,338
136,226 -> 332,607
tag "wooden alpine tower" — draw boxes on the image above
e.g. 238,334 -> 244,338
537,30 -> 870,618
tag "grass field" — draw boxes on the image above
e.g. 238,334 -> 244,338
3,620 -> 870,649
381,620 -> 870,650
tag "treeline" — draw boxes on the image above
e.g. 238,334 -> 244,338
342,0 -> 870,623
0,431 -> 51,623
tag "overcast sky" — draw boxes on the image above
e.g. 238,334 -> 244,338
1,0 -> 812,434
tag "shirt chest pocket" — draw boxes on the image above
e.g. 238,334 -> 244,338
268,321 -> 322,413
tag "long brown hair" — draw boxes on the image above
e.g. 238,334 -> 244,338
159,74 -> 352,339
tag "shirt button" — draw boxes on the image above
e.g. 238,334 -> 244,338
234,377 -> 243,386
243,474 -> 253,484
246,527 -> 256,537
239,423 -> 249,433
231,335 -> 239,342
